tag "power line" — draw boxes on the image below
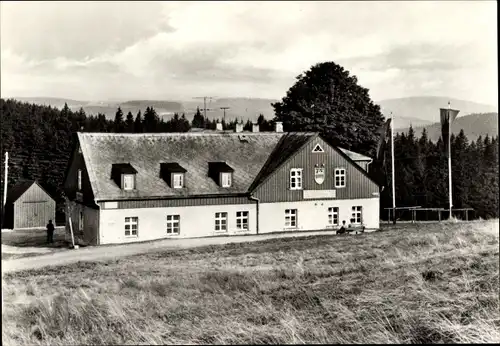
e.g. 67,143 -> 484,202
220,107 -> 230,123
193,96 -> 216,119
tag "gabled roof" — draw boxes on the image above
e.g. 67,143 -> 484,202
78,132 -> 315,201
338,147 -> 373,161
6,180 -> 54,204
6,180 -> 35,203
77,131 -> 375,201
249,133 -> 317,191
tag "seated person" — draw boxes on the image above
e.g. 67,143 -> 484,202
336,220 -> 347,234
348,218 -> 355,228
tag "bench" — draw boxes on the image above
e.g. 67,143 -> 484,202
346,225 -> 365,235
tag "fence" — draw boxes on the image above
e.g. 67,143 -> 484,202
383,207 -> 475,223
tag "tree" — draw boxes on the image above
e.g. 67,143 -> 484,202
257,114 -> 273,131
179,113 -> 191,132
125,111 -> 135,133
113,107 -> 125,133
143,107 -> 159,132
272,62 -> 385,156
243,119 -> 253,131
134,110 -> 143,133
96,113 -> 108,132
192,107 -> 205,128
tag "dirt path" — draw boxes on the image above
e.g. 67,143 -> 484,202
2,230 -> 342,274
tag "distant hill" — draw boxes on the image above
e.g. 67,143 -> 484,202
397,112 -> 498,142
377,96 -> 497,129
12,97 -> 89,109
10,97 -> 278,122
181,97 -> 278,122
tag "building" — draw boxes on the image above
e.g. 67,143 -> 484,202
3,180 -> 56,229
63,123 -> 380,245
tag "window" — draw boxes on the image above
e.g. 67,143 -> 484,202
221,173 -> 232,187
77,169 -> 82,191
328,207 -> 339,226
215,212 -> 228,232
123,174 -> 135,190
312,143 -> 324,153
285,209 -> 297,228
166,215 -> 180,235
125,217 -> 138,237
290,168 -> 303,190
236,211 -> 249,230
79,211 -> 84,232
335,168 -> 346,188
351,206 -> 362,224
173,173 -> 184,189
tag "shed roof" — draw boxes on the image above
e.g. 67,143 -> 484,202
338,147 -> 372,161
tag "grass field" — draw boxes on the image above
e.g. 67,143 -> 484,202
2,220 -> 499,344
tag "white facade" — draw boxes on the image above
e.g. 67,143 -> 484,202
258,198 -> 380,234
98,203 -> 257,245
96,197 -> 379,244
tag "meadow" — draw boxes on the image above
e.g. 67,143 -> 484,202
2,220 -> 499,344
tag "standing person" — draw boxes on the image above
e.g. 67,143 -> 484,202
46,219 -> 55,244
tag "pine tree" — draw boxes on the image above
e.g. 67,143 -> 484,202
113,107 -> 125,133
143,107 -> 159,132
134,110 -> 143,133
125,111 -> 135,133
192,107 -> 205,128
180,113 -> 191,132
451,130 -> 470,209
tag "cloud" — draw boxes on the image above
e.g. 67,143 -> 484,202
0,1 -> 497,105
0,1 -> 173,60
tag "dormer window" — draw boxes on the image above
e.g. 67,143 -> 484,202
173,173 -> 184,189
221,172 -> 232,187
123,174 -> 135,190
208,162 -> 234,188
111,163 -> 138,190
160,163 -> 187,189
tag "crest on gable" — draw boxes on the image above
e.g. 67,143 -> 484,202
314,167 -> 325,184
312,143 -> 324,153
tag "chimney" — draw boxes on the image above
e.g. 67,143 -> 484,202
216,122 -> 223,131
275,121 -> 283,133
252,123 -> 259,133
235,122 -> 244,133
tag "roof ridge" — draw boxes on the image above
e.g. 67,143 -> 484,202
77,131 -> 318,137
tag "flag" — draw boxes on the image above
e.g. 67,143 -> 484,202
440,107 -> 460,156
373,118 -> 392,188
376,118 -> 392,162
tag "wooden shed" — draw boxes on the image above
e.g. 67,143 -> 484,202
3,180 -> 56,229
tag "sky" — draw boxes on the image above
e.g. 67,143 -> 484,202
1,1 -> 497,105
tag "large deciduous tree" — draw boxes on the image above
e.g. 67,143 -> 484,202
272,62 -> 385,156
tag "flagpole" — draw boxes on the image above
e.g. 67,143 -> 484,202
391,112 -> 396,224
448,102 -> 453,219
3,152 -> 8,210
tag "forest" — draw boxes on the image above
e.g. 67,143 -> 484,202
0,97 -> 498,225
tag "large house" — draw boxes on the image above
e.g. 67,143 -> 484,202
63,122 -> 380,245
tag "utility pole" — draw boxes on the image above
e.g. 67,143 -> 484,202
3,152 -> 8,210
193,96 -> 216,119
220,107 -> 230,123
